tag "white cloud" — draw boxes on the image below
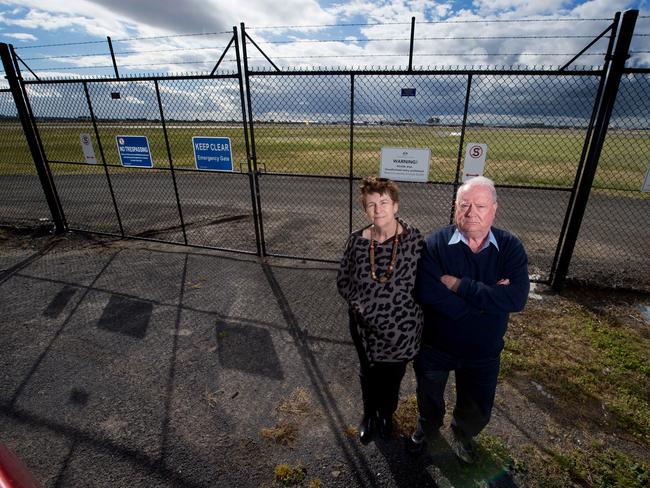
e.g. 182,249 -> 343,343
4,32 -> 37,41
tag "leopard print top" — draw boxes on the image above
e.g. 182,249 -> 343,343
337,219 -> 424,362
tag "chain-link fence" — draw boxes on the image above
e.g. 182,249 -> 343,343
21,76 -> 259,254
1,9 -> 648,290
569,70 -> 650,288
247,71 -> 610,285
0,88 -> 52,226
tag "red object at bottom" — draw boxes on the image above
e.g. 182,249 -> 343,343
0,443 -> 40,488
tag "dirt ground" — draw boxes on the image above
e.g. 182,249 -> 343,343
0,226 -> 648,487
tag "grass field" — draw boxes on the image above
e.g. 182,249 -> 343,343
1,121 -> 649,193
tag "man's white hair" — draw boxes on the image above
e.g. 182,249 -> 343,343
456,176 -> 497,203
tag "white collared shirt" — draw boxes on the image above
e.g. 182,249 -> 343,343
448,227 -> 499,252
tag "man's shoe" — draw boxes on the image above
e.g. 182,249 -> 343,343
377,415 -> 393,439
358,414 -> 375,444
405,434 -> 427,456
450,432 -> 478,464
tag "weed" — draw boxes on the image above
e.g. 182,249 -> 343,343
345,425 -> 358,438
261,423 -> 298,447
275,387 -> 313,416
274,463 -> 305,486
394,394 -> 419,436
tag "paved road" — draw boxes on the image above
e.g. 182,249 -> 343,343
1,172 -> 648,289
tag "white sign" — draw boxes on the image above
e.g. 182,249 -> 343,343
642,162 -> 650,193
80,133 -> 97,164
380,147 -> 431,182
463,143 -> 487,181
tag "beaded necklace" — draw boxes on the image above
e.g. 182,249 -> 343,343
369,221 -> 400,283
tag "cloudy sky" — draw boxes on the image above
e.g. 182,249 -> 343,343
0,0 -> 647,78
0,0 -> 647,128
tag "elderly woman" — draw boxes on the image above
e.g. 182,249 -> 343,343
337,176 -> 423,443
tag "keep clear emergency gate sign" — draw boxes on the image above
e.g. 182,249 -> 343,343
116,135 -> 153,168
192,136 -> 233,171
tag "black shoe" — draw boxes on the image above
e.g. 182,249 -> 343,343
450,430 -> 478,464
405,435 -> 427,456
358,414 -> 375,444
377,415 -> 393,439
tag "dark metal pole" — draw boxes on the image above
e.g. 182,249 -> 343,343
450,73 -> 473,224
107,36 -> 119,78
234,25 -> 263,257
10,45 -> 39,81
549,12 -> 620,284
241,22 -> 266,256
551,9 -> 638,289
0,42 -> 65,233
155,79 -> 187,245
210,34 -> 235,76
408,17 -> 415,72
349,73 -> 355,234
82,81 -> 124,236
10,44 -> 66,229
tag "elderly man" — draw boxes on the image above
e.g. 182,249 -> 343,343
408,176 -> 529,463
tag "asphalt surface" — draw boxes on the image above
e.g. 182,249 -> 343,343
0,230 -> 535,488
1,173 -> 648,289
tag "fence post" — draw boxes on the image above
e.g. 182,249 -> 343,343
107,36 -> 119,79
240,22 -> 266,257
234,25 -> 263,257
408,17 -> 415,72
0,42 -> 66,233
349,73 -> 355,234
450,73 -> 473,224
551,9 -> 638,289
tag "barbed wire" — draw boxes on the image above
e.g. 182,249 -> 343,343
258,34 -> 606,44
246,53 -> 607,60
25,59 -> 238,72
10,14 -> 645,74
21,46 -> 230,61
111,31 -> 232,42
14,31 -> 232,50
248,17 -> 613,29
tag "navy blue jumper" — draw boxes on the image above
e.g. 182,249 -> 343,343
413,224 -> 529,441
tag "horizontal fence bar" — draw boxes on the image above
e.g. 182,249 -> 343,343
623,67 -> 650,73
259,172 -> 575,192
46,160 -> 250,174
22,73 -> 240,85
245,68 -> 605,76
68,228 -> 259,256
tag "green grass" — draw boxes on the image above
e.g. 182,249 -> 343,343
1,121 -> 648,193
503,298 -> 650,444
495,289 -> 650,487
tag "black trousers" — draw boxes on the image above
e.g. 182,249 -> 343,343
349,310 -> 408,418
414,342 -> 500,441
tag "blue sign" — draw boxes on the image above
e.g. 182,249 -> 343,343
116,135 -> 153,168
192,136 -> 233,171
401,88 -> 416,97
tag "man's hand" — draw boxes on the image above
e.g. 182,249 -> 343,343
441,274 -> 461,293
497,278 -> 510,286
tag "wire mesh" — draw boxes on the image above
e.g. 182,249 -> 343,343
464,73 -> 603,281
157,77 -> 257,252
569,71 -> 650,289
0,90 -> 51,226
